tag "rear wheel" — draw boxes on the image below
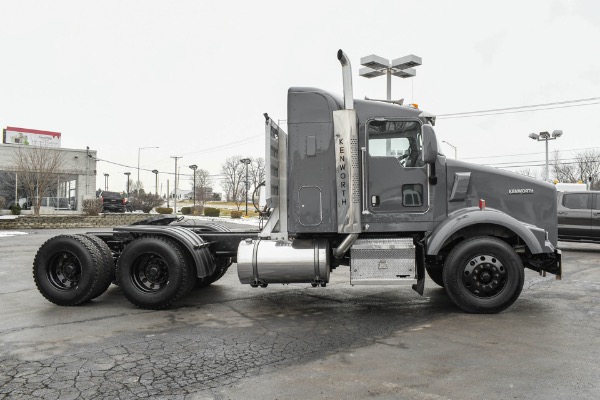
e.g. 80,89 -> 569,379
33,235 -> 101,306
78,234 -> 114,300
117,236 -> 194,309
442,237 -> 524,314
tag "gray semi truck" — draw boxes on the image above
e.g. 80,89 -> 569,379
33,50 -> 561,314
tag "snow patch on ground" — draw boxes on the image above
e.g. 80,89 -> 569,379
0,231 -> 29,238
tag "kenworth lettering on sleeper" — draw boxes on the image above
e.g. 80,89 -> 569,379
338,137 -> 348,206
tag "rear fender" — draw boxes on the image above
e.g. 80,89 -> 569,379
113,225 -> 215,278
427,208 -> 550,256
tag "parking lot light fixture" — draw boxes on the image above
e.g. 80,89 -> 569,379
189,165 -> 197,208
442,141 -> 457,159
360,53 -> 422,101
124,172 -> 131,197
529,130 -> 563,182
152,170 -> 159,196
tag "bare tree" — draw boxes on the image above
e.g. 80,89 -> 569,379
552,149 -> 600,189
552,150 -> 578,183
131,180 -> 144,195
190,168 -> 213,205
221,156 -> 245,210
249,157 -> 265,193
129,192 -> 164,213
12,145 -> 65,216
574,149 -> 600,189
515,167 -> 542,180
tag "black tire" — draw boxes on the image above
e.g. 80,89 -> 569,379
78,234 -> 114,300
426,267 -> 444,288
33,235 -> 102,306
443,237 -> 524,314
195,258 -> 232,288
117,236 -> 194,309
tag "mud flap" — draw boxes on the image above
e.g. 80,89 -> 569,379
412,240 -> 425,295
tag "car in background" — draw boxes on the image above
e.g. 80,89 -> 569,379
557,191 -> 600,243
98,191 -> 127,213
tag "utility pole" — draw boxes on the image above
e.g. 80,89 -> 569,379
86,146 -> 90,195
240,158 -> 251,216
171,156 -> 182,214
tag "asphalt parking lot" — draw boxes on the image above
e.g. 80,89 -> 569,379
1,228 -> 599,400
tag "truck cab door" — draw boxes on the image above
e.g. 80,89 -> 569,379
592,193 -> 600,239
365,118 -> 430,218
558,192 -> 592,239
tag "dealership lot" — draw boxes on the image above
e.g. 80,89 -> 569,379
1,228 -> 599,399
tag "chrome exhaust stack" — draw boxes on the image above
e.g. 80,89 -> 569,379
334,50 -> 362,238
337,49 -> 354,110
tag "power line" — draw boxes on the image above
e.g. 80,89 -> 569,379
178,134 -> 262,157
462,147 -> 600,160
96,157 -> 224,179
438,101 -> 600,119
437,96 -> 600,118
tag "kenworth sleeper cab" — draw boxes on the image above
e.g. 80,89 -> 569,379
33,50 -> 561,314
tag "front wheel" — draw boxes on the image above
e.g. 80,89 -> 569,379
442,237 -> 524,314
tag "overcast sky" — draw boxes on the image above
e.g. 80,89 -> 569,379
1,0 -> 599,194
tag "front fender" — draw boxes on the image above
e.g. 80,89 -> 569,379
427,207 -> 552,256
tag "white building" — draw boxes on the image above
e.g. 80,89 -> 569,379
0,143 -> 97,214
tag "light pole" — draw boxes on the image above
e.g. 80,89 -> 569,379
138,146 -> 159,195
359,54 -> 422,101
529,130 -> 563,182
152,169 -> 159,196
189,165 -> 197,208
442,141 -> 457,159
240,158 -> 251,216
104,173 -> 109,191
171,156 -> 182,214
124,172 -> 131,197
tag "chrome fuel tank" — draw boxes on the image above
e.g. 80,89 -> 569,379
237,239 -> 330,286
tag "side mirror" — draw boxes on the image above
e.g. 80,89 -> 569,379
422,124 -> 438,164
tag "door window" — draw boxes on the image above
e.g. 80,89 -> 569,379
563,193 -> 591,209
368,120 -> 423,168
403,184 -> 423,207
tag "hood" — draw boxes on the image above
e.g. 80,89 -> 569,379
446,159 -> 557,245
